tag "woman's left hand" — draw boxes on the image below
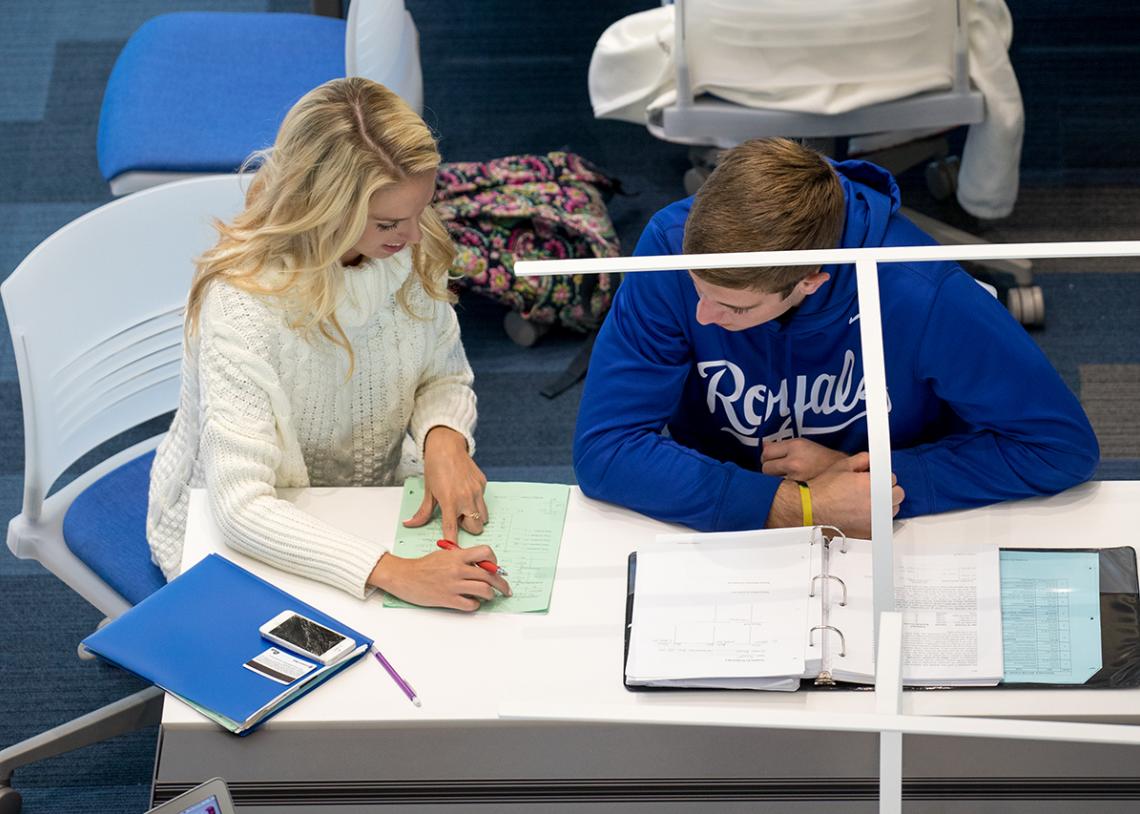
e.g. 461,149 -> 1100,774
403,425 -> 488,542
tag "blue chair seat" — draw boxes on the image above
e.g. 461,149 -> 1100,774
97,12 -> 346,183
63,449 -> 165,606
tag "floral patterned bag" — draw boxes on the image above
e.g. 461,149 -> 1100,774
434,152 -> 621,333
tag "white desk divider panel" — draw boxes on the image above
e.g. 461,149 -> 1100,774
514,239 -> 1140,657
875,612 -> 904,814
500,610 -> 1140,814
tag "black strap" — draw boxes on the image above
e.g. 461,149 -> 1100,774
540,331 -> 597,399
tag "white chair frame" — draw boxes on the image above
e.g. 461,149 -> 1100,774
651,0 -> 1045,322
3,174 -> 248,618
662,0 -> 981,146
0,175 -> 248,813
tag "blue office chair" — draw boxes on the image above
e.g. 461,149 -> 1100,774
97,0 -> 422,195
0,175 -> 248,814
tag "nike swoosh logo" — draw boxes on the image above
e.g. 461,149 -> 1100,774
848,314 -> 861,325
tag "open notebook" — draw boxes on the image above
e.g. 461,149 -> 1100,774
625,526 -> 1003,691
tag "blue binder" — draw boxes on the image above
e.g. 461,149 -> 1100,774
82,554 -> 373,734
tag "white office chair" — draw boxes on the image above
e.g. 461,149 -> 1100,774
590,0 -> 1042,325
0,175 -> 247,814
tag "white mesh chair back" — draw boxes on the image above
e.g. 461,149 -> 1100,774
684,0 -> 959,114
2,174 -> 248,521
345,0 -> 424,114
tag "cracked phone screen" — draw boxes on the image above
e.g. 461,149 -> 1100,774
269,614 -> 346,656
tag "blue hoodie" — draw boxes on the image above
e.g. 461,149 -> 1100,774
573,160 -> 1099,531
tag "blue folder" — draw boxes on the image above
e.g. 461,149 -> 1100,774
82,553 -> 373,734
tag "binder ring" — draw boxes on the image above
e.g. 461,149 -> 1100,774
809,624 -> 847,658
808,574 -> 848,606
820,525 -> 848,554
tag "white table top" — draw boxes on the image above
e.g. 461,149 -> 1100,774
165,481 -> 1140,730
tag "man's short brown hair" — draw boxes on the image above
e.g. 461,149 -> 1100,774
683,138 -> 845,295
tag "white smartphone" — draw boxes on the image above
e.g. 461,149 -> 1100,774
258,610 -> 356,665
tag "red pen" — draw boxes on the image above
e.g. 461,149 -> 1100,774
436,539 -> 509,576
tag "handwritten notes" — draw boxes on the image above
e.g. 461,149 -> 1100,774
383,478 -> 569,613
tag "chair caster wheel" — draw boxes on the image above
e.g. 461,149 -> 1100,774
687,146 -> 721,173
78,617 -> 112,660
503,311 -> 550,348
924,155 -> 960,201
0,785 -> 23,814
1007,285 -> 1045,327
683,147 -> 721,194
683,166 -> 709,196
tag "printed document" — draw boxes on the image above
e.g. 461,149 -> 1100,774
827,538 -> 1004,686
999,550 -> 1101,683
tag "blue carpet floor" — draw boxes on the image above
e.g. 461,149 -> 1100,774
1,0 -> 1139,810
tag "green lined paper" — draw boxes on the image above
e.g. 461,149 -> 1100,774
383,478 -> 569,613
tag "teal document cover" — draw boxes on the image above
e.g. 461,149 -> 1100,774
999,550 -> 1102,683
82,554 -> 372,734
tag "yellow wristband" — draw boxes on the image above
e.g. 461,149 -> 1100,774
797,480 -> 813,527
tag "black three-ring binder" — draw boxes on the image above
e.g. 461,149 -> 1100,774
623,544 -> 1140,692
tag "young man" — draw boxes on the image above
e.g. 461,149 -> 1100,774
573,138 -> 1098,537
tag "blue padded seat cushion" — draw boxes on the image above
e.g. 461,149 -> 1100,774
97,12 -> 346,181
63,448 -> 166,606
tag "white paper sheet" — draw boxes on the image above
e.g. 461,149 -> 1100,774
627,534 -> 814,685
830,538 -> 1004,685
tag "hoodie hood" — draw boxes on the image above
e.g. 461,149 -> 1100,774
831,158 -> 901,251
783,158 -> 902,333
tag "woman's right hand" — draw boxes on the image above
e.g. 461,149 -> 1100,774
368,547 -> 511,611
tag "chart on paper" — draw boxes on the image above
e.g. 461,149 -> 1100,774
999,550 -> 1101,684
644,595 -> 789,660
626,540 -> 812,681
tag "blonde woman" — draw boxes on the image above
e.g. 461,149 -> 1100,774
147,77 -> 509,610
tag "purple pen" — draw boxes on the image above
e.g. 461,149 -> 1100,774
371,645 -> 421,707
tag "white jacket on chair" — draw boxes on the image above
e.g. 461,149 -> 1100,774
589,0 -> 1024,219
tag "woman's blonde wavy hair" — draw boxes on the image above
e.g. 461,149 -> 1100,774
185,77 -> 456,374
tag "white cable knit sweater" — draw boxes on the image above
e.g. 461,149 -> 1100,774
146,250 -> 477,598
